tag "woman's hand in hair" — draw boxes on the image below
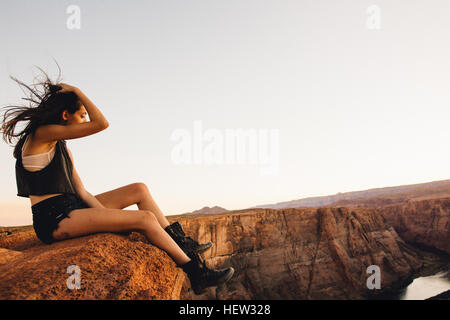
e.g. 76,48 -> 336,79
57,83 -> 78,94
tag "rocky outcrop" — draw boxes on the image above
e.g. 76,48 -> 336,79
378,198 -> 450,255
0,230 -> 184,299
174,207 -> 423,299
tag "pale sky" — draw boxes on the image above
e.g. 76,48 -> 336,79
1,0 -> 450,226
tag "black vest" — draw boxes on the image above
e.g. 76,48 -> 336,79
15,136 -> 77,198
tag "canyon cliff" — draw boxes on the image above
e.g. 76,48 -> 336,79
1,198 -> 448,299
174,206 -> 424,299
377,197 -> 450,255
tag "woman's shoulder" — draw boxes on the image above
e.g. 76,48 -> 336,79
22,131 -> 59,155
32,127 -> 61,146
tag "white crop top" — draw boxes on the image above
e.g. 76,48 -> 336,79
21,135 -> 56,170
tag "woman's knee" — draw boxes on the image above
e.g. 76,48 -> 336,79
137,210 -> 158,229
132,182 -> 150,195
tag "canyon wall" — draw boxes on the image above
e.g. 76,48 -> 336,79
2,198 -> 448,300
378,197 -> 450,255
175,206 -> 423,299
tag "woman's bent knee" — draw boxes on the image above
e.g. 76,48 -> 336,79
133,182 -> 149,195
137,210 -> 158,230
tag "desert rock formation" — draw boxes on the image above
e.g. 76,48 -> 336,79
0,231 -> 184,299
378,198 -> 450,255
175,206 -> 424,299
1,199 -> 448,300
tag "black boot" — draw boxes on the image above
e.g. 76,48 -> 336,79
165,222 -> 212,258
180,254 -> 234,295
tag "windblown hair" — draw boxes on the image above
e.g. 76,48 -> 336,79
0,61 -> 82,159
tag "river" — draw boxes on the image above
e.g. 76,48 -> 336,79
397,270 -> 450,300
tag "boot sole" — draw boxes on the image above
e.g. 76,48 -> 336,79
191,267 -> 235,295
195,242 -> 213,254
191,267 -> 234,295
217,267 -> 234,285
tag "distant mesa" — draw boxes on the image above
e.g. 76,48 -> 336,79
183,206 -> 229,215
248,179 -> 450,210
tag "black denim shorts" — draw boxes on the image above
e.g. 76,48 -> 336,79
31,193 -> 90,245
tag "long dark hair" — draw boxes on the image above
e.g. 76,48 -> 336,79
0,61 -> 82,159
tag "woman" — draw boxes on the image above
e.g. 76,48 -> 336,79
0,65 -> 234,295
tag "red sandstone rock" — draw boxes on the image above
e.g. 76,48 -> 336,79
175,207 -> 424,300
378,198 -> 450,255
2,201 -> 445,300
0,231 -> 184,299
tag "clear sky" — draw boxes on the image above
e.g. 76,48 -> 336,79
1,0 -> 449,226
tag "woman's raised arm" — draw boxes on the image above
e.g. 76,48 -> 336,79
34,85 -> 109,142
72,86 -> 109,127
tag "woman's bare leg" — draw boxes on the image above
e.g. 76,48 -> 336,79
135,185 -> 170,229
94,183 -> 171,229
52,207 -> 190,265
